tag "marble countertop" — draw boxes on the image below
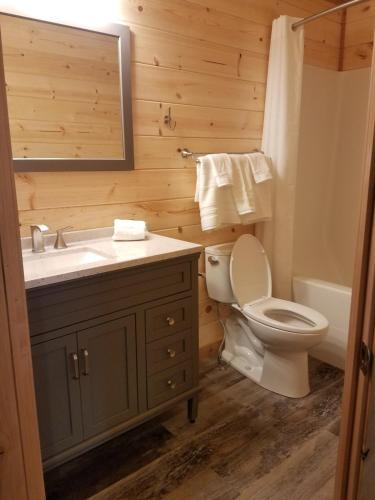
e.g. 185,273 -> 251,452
22,227 -> 202,290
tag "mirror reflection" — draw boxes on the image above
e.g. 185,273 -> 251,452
0,13 -> 129,165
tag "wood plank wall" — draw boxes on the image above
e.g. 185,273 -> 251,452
343,0 -> 375,70
3,0 -> 343,349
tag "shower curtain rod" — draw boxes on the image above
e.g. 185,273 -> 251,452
292,0 -> 370,30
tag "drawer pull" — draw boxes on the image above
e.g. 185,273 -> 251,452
166,316 -> 175,326
167,348 -> 176,358
71,353 -> 79,379
167,379 -> 176,390
82,348 -> 90,376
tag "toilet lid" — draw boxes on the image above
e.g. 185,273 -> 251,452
230,234 -> 272,307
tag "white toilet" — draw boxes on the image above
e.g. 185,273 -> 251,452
205,234 -> 328,398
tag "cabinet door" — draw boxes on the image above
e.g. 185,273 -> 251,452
78,315 -> 138,439
32,334 -> 83,460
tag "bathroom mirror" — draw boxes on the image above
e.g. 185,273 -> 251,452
0,12 -> 134,171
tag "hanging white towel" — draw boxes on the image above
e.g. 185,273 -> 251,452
230,154 -> 256,215
195,156 -> 240,231
246,152 -> 273,183
112,219 -> 147,241
195,154 -> 273,231
208,153 -> 233,187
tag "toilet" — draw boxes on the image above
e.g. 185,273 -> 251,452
205,234 -> 328,398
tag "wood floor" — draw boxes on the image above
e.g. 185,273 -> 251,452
45,356 -> 343,500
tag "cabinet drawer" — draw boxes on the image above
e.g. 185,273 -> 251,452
146,330 -> 192,375
147,361 -> 193,409
28,259 -> 191,336
145,298 -> 192,342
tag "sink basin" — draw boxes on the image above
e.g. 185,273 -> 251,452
23,246 -> 113,272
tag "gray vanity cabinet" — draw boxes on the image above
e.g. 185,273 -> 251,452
77,316 -> 138,439
32,334 -> 83,459
32,315 -> 138,460
28,253 -> 200,469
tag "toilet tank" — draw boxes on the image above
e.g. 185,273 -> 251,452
205,242 -> 236,303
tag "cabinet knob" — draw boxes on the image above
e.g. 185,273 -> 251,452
167,348 -> 176,358
167,379 -> 176,390
166,316 -> 175,326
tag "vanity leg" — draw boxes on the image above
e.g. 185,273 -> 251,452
188,395 -> 198,423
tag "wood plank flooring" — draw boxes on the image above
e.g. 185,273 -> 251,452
45,357 -> 343,500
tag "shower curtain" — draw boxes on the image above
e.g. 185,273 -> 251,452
257,16 -> 304,299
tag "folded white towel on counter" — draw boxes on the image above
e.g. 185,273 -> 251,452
208,153 -> 233,187
112,219 -> 147,241
246,152 -> 273,183
230,154 -> 255,215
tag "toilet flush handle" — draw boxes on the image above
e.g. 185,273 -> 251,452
208,256 -> 219,265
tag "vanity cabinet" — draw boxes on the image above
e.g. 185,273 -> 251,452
32,334 -> 83,459
28,254 -> 200,469
77,316 -> 138,439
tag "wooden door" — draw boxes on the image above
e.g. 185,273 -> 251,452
32,335 -> 83,460
334,32 -> 375,500
0,28 -> 45,499
78,316 -> 138,438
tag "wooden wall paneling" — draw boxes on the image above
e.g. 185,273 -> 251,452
130,24 -> 269,82
118,0 -> 341,64
0,27 -> 45,499
156,223 -> 253,246
342,0 -> 375,70
133,137 -> 262,169
346,0 -> 375,22
133,101 -> 264,139
133,64 -> 265,111
343,42 -> 374,70
18,197 -> 200,236
15,169 -> 197,210
185,0 -> 342,47
345,16 -> 375,47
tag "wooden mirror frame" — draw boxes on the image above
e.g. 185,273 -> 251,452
0,12 -> 134,172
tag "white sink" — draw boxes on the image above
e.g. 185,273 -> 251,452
23,246 -> 113,272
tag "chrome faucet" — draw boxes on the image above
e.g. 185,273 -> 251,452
30,224 -> 49,253
54,226 -> 73,249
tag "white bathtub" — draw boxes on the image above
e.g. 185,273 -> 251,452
293,276 -> 352,370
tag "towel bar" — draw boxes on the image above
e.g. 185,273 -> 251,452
180,148 -> 264,162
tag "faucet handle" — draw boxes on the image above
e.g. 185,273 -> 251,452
54,226 -> 73,249
30,224 -> 49,232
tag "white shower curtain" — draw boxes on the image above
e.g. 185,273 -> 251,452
257,16 -> 304,299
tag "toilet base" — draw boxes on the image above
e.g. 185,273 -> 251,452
222,349 -> 262,384
260,350 -> 310,398
221,317 -> 311,398
222,348 -> 310,398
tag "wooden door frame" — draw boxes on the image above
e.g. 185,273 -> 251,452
0,28 -> 45,499
334,33 -> 375,500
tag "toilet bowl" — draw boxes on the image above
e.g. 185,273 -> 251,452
205,234 -> 328,398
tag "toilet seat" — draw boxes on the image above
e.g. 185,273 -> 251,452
229,234 -> 328,335
242,297 -> 328,334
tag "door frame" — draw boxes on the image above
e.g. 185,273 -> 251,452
0,28 -> 45,499
334,32 -> 375,500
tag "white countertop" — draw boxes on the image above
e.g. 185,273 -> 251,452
22,228 -> 202,290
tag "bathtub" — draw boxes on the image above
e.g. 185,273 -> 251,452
293,276 -> 352,370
